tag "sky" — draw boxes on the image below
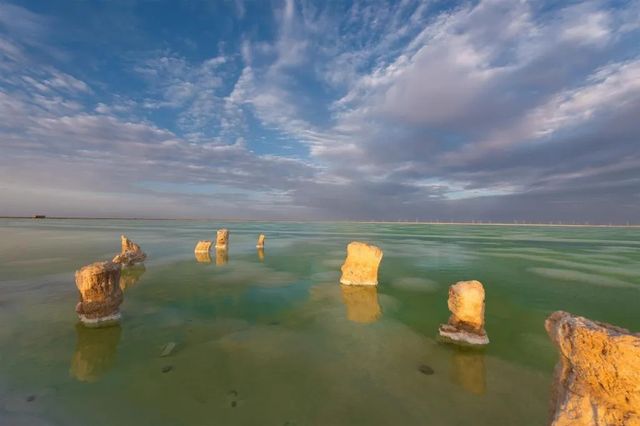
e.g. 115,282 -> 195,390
1,0 -> 639,223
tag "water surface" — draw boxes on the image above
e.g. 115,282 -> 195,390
1,219 -> 639,425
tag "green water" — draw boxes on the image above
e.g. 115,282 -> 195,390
1,219 -> 639,426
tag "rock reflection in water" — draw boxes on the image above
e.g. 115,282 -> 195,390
70,323 -> 121,383
340,284 -> 382,324
194,251 -> 212,263
257,247 -> 265,262
449,348 -> 486,395
216,249 -> 228,265
119,264 -> 146,291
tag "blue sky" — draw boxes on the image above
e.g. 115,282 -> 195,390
1,0 -> 639,222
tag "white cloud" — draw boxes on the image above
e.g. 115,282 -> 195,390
560,5 -> 611,46
442,58 -> 640,165
135,51 -> 231,137
43,69 -> 91,93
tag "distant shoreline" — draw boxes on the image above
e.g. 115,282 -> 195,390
1,216 -> 638,228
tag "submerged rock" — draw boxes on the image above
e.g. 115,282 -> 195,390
112,235 -> 146,266
256,234 -> 266,248
194,240 -> 213,253
160,342 -> 176,357
339,241 -> 383,286
216,229 -> 229,250
545,311 -> 640,426
75,261 -> 123,327
227,389 -> 241,408
340,284 -> 382,324
438,280 -> 489,346
70,323 -> 121,382
418,364 -> 434,375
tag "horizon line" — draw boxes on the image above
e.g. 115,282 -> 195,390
1,216 -> 638,228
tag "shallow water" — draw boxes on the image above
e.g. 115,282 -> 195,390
0,219 -> 638,426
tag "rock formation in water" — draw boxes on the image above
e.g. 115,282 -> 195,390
194,240 -> 213,253
118,264 -> 146,291
194,240 -> 213,262
215,229 -> 229,249
438,280 -> 489,345
256,234 -> 266,249
112,235 -> 147,266
545,311 -> 640,426
75,261 -> 123,327
340,284 -> 382,324
339,241 -> 383,286
70,323 -> 121,382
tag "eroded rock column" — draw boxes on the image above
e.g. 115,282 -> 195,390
545,311 -> 640,426
112,235 -> 147,266
195,240 -> 213,253
75,261 -> 123,327
194,240 -> 213,263
256,234 -> 265,249
339,241 -> 383,286
438,280 -> 489,345
215,229 -> 229,249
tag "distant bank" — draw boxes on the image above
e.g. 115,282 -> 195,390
0,216 -> 638,227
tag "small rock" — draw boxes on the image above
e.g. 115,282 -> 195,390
230,400 -> 237,408
160,342 -> 176,357
26,395 -> 36,402
418,364 -> 434,375
161,365 -> 173,373
228,390 -> 238,397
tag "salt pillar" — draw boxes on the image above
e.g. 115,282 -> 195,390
545,311 -> 640,425
75,261 -> 123,327
112,235 -> 146,266
339,241 -> 383,286
438,280 -> 489,345
215,229 -> 229,250
256,234 -> 266,249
